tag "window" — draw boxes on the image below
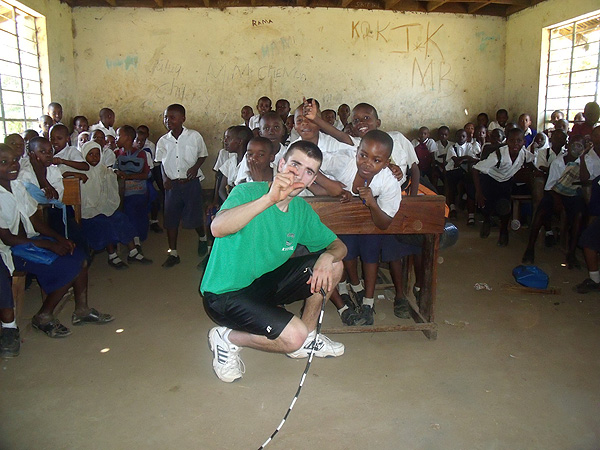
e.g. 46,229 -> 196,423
0,0 -> 43,141
543,12 -> 600,129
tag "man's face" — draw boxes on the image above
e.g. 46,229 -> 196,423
278,148 -> 320,196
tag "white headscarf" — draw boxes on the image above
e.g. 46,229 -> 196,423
80,141 -> 120,219
527,132 -> 549,154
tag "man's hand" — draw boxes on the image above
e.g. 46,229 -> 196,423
186,166 -> 197,180
163,178 -> 173,190
308,253 -> 336,295
267,167 -> 304,203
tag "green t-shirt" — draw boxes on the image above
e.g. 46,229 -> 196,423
200,182 -> 337,295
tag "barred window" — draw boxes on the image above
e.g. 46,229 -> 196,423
543,12 -> 600,130
0,0 -> 43,141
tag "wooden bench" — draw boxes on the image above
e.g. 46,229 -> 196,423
12,178 -> 82,322
307,194 -> 447,340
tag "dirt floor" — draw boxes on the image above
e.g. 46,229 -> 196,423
1,217 -> 599,449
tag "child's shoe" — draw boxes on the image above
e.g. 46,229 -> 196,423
360,304 -> 375,325
108,255 -> 128,270
393,297 -> 411,319
198,240 -> 208,257
150,222 -> 163,233
575,278 -> 600,294
162,254 -> 181,268
340,308 -> 365,326
497,232 -> 509,247
480,220 -> 491,238
521,248 -> 535,264
340,293 -> 356,310
128,249 -> 153,265
0,327 -> 20,357
351,289 -> 365,306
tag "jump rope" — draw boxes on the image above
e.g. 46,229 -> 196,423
257,267 -> 328,449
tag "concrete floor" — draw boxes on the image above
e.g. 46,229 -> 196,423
1,218 -> 599,449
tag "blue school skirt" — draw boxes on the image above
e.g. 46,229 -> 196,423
13,247 -> 85,293
81,211 -> 137,251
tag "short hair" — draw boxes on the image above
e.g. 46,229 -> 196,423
260,111 -> 285,127
418,126 -> 430,132
477,112 -> 489,120
22,129 -> 38,141
497,109 -> 508,116
118,125 -> 137,141
3,133 -> 21,144
48,102 -> 62,110
258,96 -> 272,105
92,129 -> 106,138
491,128 -> 505,140
353,103 -> 379,120
464,122 -> 475,128
166,104 -> 185,116
28,136 -> 50,152
284,140 -> 323,166
438,125 -> 449,133
322,109 -> 336,118
99,107 -> 114,117
137,125 -> 150,134
230,125 -> 254,146
475,124 -> 487,132
506,127 -> 524,139
0,143 -> 13,154
361,130 -> 393,157
39,114 -> 52,122
72,115 -> 87,125
248,136 -> 274,154
49,123 -> 69,136
276,99 -> 290,107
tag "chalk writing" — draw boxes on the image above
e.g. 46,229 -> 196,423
412,58 -> 456,94
206,62 -> 307,83
106,55 -> 138,70
252,19 -> 273,26
149,58 -> 182,78
475,31 -> 499,52
261,36 -> 296,59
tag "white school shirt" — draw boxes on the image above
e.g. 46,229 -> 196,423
585,150 -> 600,180
89,122 -> 116,137
142,140 -> 157,168
0,180 -> 39,273
325,153 -> 402,219
101,146 -> 116,168
219,156 -> 242,186
535,147 -> 563,171
234,143 -> 287,186
333,118 -> 344,131
70,130 -> 79,146
473,146 -> 534,183
17,163 -> 64,200
54,145 -> 84,163
434,140 -> 453,162
470,141 -> 486,157
488,121 -> 504,133
213,148 -> 231,172
544,154 -> 570,190
411,138 -> 437,153
248,115 -> 261,130
445,142 -> 475,171
155,127 -> 209,181
300,132 -> 356,179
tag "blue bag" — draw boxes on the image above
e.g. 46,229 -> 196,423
11,242 -> 58,265
512,265 -> 549,289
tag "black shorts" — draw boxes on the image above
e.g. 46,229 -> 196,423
202,254 -> 319,340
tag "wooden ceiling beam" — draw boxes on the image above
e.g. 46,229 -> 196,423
467,0 -> 490,13
505,3 -> 528,14
104,0 -> 116,6
341,0 -> 354,7
384,0 -> 404,8
153,0 -> 163,6
426,0 -> 449,12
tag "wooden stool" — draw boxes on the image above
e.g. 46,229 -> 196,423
511,194 -> 532,223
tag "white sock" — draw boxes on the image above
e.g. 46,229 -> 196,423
129,248 -> 139,257
450,204 -> 456,211
150,220 -> 158,224
168,249 -> 178,257
108,252 -> 118,260
414,286 -> 421,292
468,213 -> 475,219
338,305 -> 349,315
199,235 -> 207,242
590,271 -> 600,284
545,230 -> 554,236
2,320 -> 17,329
363,297 -> 374,307
351,281 -> 364,292
338,282 -> 348,295
134,237 -> 141,246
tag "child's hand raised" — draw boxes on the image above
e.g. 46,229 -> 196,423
302,97 -> 318,122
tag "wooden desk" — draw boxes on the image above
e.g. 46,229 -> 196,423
307,195 -> 446,340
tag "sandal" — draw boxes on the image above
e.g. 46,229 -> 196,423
32,317 -> 72,338
72,308 -> 114,326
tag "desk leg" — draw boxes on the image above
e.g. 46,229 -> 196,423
417,233 -> 439,340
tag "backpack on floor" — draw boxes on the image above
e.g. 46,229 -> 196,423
512,265 -> 549,289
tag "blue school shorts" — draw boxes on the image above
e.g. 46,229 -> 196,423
81,211 -> 137,251
13,247 -> 85,293
340,234 -> 383,264
202,254 -> 319,340
0,260 -> 14,309
164,178 -> 203,229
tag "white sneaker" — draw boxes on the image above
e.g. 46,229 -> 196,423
287,331 -> 345,359
208,327 -> 245,382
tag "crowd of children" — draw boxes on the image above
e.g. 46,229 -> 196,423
1,97 -> 599,358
